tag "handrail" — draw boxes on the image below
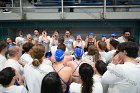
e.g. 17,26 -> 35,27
0,0 -> 140,20
1,5 -> 140,9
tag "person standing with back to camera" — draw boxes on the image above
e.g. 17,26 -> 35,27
102,42 -> 140,93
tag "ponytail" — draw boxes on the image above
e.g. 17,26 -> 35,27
30,44 -> 45,67
79,63 -> 94,93
94,48 -> 100,62
82,78 -> 93,93
32,59 -> 41,67
0,73 -> 5,85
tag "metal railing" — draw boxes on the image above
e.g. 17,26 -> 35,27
0,0 -> 140,19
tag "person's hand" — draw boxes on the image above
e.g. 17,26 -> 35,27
18,60 -> 25,67
15,71 -> 24,85
101,37 -> 106,42
112,52 -> 123,65
45,38 -> 49,44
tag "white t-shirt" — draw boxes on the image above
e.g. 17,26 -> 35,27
43,58 -> 52,66
50,38 -> 58,47
93,74 -> 109,93
73,41 -> 85,48
50,46 -> 58,55
106,38 -> 118,43
82,52 -> 106,66
134,57 -> 140,63
82,54 -> 95,67
93,74 -> 102,82
0,54 -> 7,71
15,36 -> 24,47
23,62 -> 54,93
2,85 -> 28,93
117,36 -> 126,43
64,36 -> 75,54
39,36 -> 50,53
102,62 -> 140,93
4,59 -> 23,75
99,52 -> 109,63
70,81 -> 103,93
107,50 -> 116,63
20,53 -> 33,65
0,85 -> 3,93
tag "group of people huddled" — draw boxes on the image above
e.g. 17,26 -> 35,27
0,28 -> 140,93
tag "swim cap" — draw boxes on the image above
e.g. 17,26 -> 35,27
89,32 -> 94,35
75,47 -> 84,59
55,49 -> 64,62
111,33 -> 117,37
102,34 -> 106,37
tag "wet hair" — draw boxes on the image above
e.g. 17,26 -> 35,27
18,31 -> 23,36
57,43 -> 66,52
53,30 -> 59,34
88,45 -> 100,62
30,44 -> 45,67
34,29 -> 39,31
65,28 -> 71,32
117,42 -> 127,51
95,60 -> 107,75
123,30 -> 131,35
114,42 -> 127,56
41,72 -> 63,93
22,42 -> 34,53
98,41 -> 107,51
65,28 -> 72,35
0,67 -> 15,87
58,37 -> 64,44
79,63 -> 94,93
124,42 -> 139,58
110,40 -> 120,49
0,41 -> 7,52
42,30 -> 48,34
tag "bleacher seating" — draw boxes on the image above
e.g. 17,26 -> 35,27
34,0 -> 140,6
131,1 -> 140,5
75,1 -> 113,5
34,1 -> 60,6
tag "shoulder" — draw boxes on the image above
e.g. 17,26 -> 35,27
105,63 -> 125,75
65,66 -> 72,71
63,66 -> 72,74
66,61 -> 73,66
39,63 -> 54,73
82,40 -> 85,43
117,36 -> 123,40
23,64 -> 32,71
73,41 -> 76,43
42,59 -> 52,66
5,59 -> 16,66
93,81 -> 103,93
65,55 -> 72,61
108,63 -> 124,70
70,82 -> 81,93
17,85 -> 28,93
0,55 -> 6,62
